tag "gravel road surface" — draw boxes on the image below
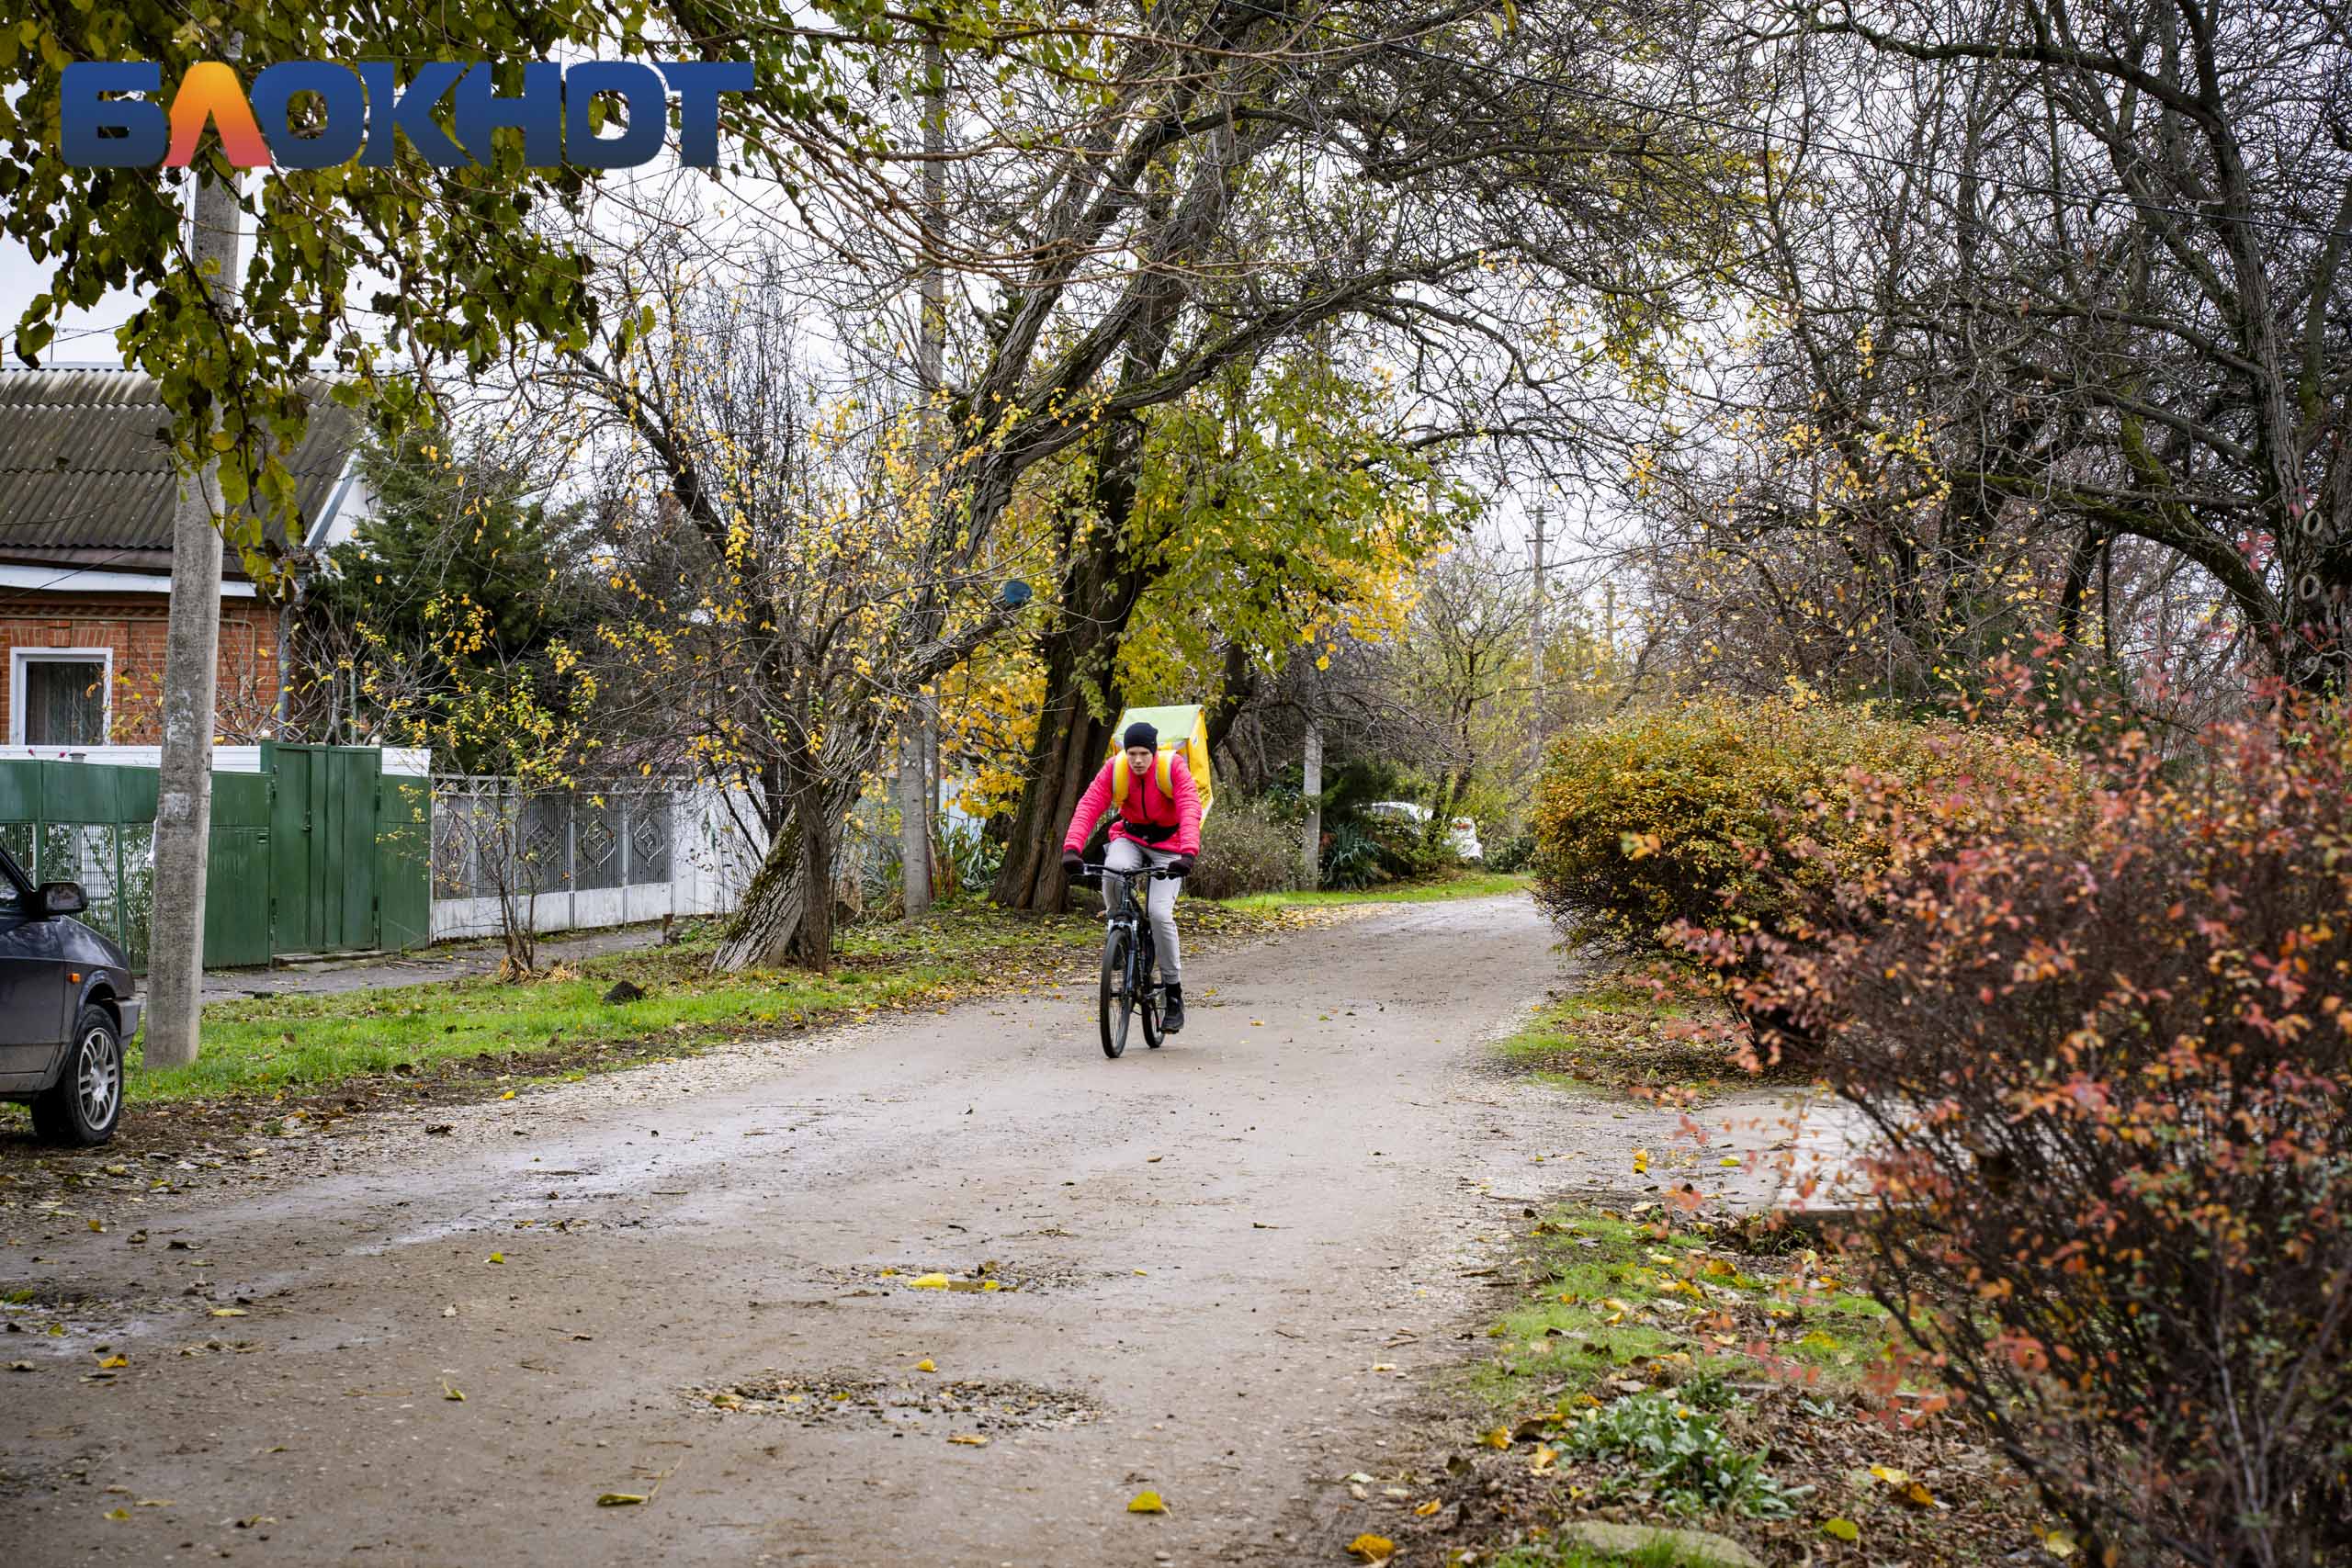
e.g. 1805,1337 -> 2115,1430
4,895 -> 1777,1567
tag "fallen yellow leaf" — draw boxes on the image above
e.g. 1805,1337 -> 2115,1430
915,1359 -> 936,1372
443,1382 -> 465,1402
487,1253 -> 506,1265
596,1493 -> 646,1506
946,1433 -> 989,1447
1481,1427 -> 1510,1450
103,1507 -> 130,1521
1869,1465 -> 1910,1486
209,1308 -> 247,1318
1823,1517 -> 1860,1542
1632,1148 -> 1649,1174
2044,1530 -> 2077,1559
908,1273 -> 950,1290
1414,1499 -> 1442,1517
1346,1534 -> 1396,1562
1127,1490 -> 1167,1514
96,1354 -> 128,1370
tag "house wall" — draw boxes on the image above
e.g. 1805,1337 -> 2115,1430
0,592 -> 285,747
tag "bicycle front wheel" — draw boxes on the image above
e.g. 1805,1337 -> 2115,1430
1099,927 -> 1134,1058
1138,936 -> 1164,1050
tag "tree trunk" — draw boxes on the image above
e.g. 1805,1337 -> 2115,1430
989,623 -> 1120,911
713,809 -> 805,972
713,772 -> 859,972
1430,770 -> 1468,854
1204,637 -> 1258,756
990,426 -> 1155,911
793,779 -> 837,968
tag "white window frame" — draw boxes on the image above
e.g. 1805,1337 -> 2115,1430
10,647 -> 114,748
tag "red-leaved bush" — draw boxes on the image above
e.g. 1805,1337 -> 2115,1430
1529,697 -> 2074,1065
1680,695 -> 2352,1564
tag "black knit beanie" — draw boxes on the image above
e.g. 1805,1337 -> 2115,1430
1122,721 -> 1159,750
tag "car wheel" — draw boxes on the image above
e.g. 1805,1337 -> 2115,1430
30,1005 -> 122,1146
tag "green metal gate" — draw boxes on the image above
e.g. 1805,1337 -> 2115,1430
0,747 -> 427,970
268,743 -> 382,955
205,772 -> 275,967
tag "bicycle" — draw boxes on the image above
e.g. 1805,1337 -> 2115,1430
1083,862 -> 1181,1058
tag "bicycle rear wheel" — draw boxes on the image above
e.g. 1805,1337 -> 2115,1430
1099,927 -> 1134,1058
1138,932 -> 1164,1050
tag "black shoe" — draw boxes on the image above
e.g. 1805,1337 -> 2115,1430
1161,984 -> 1185,1034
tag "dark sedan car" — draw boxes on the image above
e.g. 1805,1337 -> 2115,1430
0,845 -> 140,1145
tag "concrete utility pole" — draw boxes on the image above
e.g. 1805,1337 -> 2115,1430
899,33 -> 948,918
1299,692 -> 1323,891
1602,579 -> 1616,686
145,161 -> 243,1068
1531,505 -> 1549,744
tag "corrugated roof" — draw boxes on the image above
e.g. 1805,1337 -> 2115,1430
0,367 -> 363,574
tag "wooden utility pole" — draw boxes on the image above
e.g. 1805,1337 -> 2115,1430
145,160 -> 242,1068
900,34 -> 948,918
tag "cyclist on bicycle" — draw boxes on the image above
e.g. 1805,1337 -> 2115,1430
1060,720 -> 1201,1033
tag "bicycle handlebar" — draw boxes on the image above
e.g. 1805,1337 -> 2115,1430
1080,862 -> 1184,880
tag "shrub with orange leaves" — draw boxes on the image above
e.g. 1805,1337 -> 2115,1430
1529,696 -> 2069,1061
1721,695 -> 2352,1565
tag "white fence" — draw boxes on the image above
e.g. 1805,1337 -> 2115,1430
427,777 -> 766,942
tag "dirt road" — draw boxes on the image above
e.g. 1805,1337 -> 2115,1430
3,896 -> 1768,1567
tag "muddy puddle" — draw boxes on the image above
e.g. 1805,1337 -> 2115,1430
686,1370 -> 1099,1435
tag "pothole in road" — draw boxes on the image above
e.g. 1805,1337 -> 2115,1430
687,1371 -> 1100,1433
820,1258 -> 1097,1294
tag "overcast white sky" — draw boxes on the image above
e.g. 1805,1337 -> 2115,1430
0,174 -> 1599,611
1,231 -> 141,365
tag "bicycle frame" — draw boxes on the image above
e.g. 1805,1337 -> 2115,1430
1102,868 -> 1159,987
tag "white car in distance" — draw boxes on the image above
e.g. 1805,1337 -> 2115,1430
1364,801 -> 1484,863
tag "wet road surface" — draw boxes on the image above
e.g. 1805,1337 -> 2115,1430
3,895 -> 1777,1567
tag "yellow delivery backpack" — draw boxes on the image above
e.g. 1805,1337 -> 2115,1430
1106,704 -> 1215,821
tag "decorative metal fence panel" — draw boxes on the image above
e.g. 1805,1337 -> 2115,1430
426,777 -> 759,942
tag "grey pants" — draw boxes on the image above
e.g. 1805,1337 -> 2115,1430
1102,837 -> 1182,983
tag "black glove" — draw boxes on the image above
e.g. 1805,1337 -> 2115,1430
1165,854 -> 1196,877
1060,851 -> 1086,877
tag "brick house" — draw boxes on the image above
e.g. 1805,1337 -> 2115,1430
0,367 -> 371,749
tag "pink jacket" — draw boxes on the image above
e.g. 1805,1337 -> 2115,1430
1064,752 -> 1203,858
